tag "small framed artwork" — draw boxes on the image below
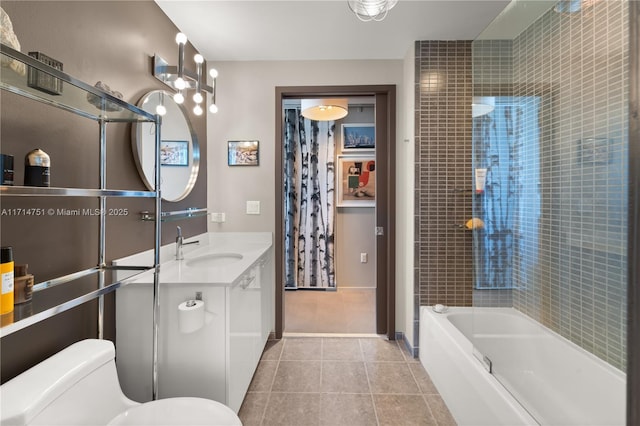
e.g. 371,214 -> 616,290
342,123 -> 375,151
337,155 -> 376,207
160,140 -> 189,166
228,140 -> 259,166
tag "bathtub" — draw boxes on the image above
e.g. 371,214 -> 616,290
419,307 -> 626,426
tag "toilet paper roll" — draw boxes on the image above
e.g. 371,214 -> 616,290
178,299 -> 205,334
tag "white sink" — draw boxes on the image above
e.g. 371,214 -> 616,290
185,252 -> 243,268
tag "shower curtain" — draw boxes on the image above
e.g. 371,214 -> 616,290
284,108 -> 336,289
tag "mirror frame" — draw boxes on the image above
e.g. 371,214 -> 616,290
131,90 -> 200,202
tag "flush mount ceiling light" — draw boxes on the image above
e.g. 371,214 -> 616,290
152,32 -> 219,115
472,96 -> 496,118
348,0 -> 398,22
300,98 -> 349,121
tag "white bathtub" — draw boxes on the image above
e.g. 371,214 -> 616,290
419,307 -> 626,426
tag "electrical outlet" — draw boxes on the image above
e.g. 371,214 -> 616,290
211,212 -> 225,223
360,253 -> 368,263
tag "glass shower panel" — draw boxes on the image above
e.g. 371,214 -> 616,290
471,0 -> 628,424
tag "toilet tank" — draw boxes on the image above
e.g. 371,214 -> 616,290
0,339 -> 138,425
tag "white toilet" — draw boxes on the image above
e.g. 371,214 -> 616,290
0,339 -> 242,426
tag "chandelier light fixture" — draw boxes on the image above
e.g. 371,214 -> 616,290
348,0 -> 398,22
300,98 -> 349,121
152,32 -> 218,116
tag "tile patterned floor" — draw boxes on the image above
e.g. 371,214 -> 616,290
285,289 -> 376,334
238,337 -> 457,426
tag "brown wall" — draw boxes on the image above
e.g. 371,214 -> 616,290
413,41 -> 473,347
0,1 -> 207,382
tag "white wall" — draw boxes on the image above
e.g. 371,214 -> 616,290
336,104 -> 376,288
399,46 -> 416,348
336,208 -> 376,287
206,58 -> 412,337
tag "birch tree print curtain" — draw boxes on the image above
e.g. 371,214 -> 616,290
472,97 -> 540,290
284,108 -> 336,289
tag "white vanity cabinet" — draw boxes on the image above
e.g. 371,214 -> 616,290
226,252 -> 274,411
115,235 -> 272,413
228,263 -> 262,411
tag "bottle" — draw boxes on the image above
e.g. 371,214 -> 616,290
0,153 -> 14,185
24,149 -> 50,187
14,264 -> 33,304
1,246 -> 15,315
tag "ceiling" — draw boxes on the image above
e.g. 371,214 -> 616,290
155,0 -> 512,62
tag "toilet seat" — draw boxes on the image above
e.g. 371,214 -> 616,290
107,397 -> 242,426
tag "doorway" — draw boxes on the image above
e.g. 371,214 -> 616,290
274,85 -> 396,339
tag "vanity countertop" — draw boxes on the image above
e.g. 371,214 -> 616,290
114,232 -> 272,286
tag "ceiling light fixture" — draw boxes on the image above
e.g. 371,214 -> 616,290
348,0 -> 398,22
472,96 -> 496,118
152,32 -> 219,115
553,0 -> 600,14
300,99 -> 349,121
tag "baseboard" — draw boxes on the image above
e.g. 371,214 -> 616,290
395,331 -> 418,358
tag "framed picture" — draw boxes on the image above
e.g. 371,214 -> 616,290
228,140 -> 259,166
160,140 -> 189,166
342,123 -> 375,151
337,155 -> 376,207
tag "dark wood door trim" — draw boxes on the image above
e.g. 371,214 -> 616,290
275,85 -> 397,340
375,90 -> 396,337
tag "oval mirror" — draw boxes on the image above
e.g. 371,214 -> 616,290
132,90 -> 200,202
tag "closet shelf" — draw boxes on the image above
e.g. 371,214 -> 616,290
140,208 -> 208,222
0,265 -> 155,338
1,43 -> 156,123
0,186 -> 157,198
0,42 -> 161,340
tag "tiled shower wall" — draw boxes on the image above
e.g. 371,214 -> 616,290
512,1 -> 629,371
414,41 -> 473,347
473,1 -> 629,370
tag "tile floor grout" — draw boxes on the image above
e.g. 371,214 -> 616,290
360,338 -> 382,426
239,336 -> 457,426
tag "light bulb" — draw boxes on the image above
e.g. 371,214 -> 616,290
174,77 -> 186,90
194,54 -> 204,64
209,68 -> 219,79
175,32 -> 187,45
193,105 -> 203,116
174,92 -> 184,104
155,104 -> 167,116
193,92 -> 203,104
209,103 -> 219,114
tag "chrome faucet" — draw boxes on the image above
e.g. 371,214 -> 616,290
175,226 -> 199,260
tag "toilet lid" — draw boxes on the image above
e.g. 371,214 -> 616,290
107,397 -> 242,426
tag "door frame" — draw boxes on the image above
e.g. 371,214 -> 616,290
274,85 -> 396,339
628,1 -> 639,423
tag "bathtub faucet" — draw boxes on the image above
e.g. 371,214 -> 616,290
175,226 -> 199,260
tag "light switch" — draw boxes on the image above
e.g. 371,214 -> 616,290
360,253 -> 368,263
246,201 -> 260,215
